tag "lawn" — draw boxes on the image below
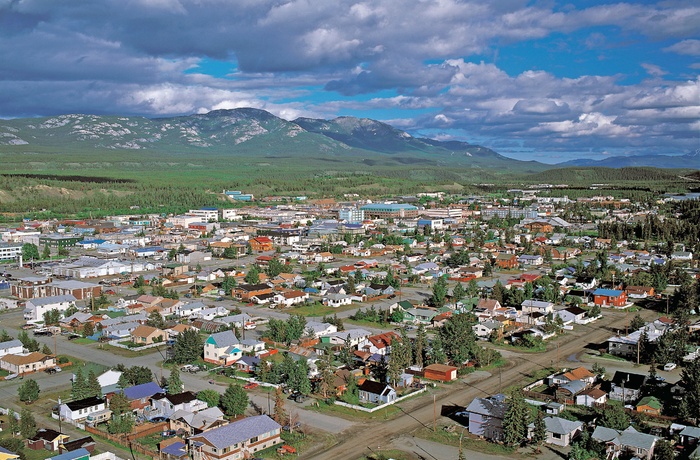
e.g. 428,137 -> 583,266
253,431 -> 334,459
284,302 -> 357,317
307,399 -> 402,421
103,344 -> 164,358
344,319 -> 394,330
415,425 -> 517,457
72,337 -> 95,345
57,355 -> 108,375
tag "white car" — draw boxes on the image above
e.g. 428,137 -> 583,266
5,373 -> 18,380
663,363 -> 677,371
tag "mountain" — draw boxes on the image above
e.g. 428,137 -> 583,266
0,109 -> 545,172
559,153 -> 700,169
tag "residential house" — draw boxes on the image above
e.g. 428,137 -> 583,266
235,356 -> 260,374
118,382 -> 164,413
465,395 -> 507,442
96,369 -> 122,395
521,300 -> 554,315
203,330 -> 242,366
575,387 -> 607,407
130,325 -> 166,345
625,285 -> 655,299
528,416 -> 583,447
189,414 -> 282,460
473,320 -> 503,339
233,283 -> 273,301
549,367 -> 596,387
323,293 -> 353,307
0,352 -> 56,374
495,253 -> 518,269
151,391 -> 207,418
304,321 -> 338,338
166,324 -> 197,340
363,283 -> 395,297
323,329 -> 372,348
556,306 -> 587,324
0,340 -> 23,358
592,426 -> 659,460
0,446 -> 19,460
169,406 -> 227,436
358,380 -> 397,404
273,290 -> 308,308
610,371 -> 647,403
518,255 -> 544,266
358,331 -> 399,356
249,237 -> 274,252
27,429 -> 70,452
59,396 -> 110,424
23,294 -> 77,323
593,289 -> 628,307
636,396 -> 662,416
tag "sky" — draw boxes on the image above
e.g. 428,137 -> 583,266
0,0 -> 698,164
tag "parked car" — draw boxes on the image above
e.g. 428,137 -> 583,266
45,367 -> 57,374
5,373 -> 18,380
243,382 -> 259,390
282,422 -> 301,432
664,362 -> 677,371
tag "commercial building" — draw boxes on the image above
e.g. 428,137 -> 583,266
360,203 -> 419,219
0,242 -> 22,261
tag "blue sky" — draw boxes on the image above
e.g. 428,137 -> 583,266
0,0 -> 698,163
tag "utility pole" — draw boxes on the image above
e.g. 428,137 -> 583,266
433,394 -> 436,433
637,339 -> 640,365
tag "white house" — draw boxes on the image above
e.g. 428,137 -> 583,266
358,380 -> 397,404
59,396 -> 109,424
521,299 -> 554,315
528,416 -> 583,447
304,321 -> 338,338
0,339 -> 23,358
323,293 -> 353,308
151,391 -> 208,418
326,329 -> 372,347
203,330 -> 242,366
23,295 -> 77,323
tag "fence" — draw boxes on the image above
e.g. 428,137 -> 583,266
334,387 -> 426,413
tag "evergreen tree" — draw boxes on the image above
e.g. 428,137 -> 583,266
19,408 -> 36,439
414,324 -> 427,368
679,358 -> 700,422
42,244 -> 51,260
430,275 -> 448,307
109,392 -> 130,416
87,370 -> 101,398
273,387 -> 287,424
221,275 -> 237,295
146,311 -> 165,329
221,384 -> 248,417
439,313 -> 477,365
167,367 -> 183,394
6,409 -> 19,437
503,390 -> 529,446
41,344 -> 52,356
197,390 -> 220,408
108,414 -> 134,434
316,353 -> 336,398
82,322 -> 94,338
452,282 -> 466,302
21,243 -> 40,261
17,379 -> 41,404
429,334 -> 447,364
532,411 -> 546,453
172,328 -> 203,364
244,266 -> 260,284
0,330 -> 11,342
654,440 -> 675,460
72,367 -> 87,400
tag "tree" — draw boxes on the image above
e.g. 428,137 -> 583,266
133,275 -> 146,288
532,411 -> 546,453
428,334 -> 447,365
430,275 -> 448,307
19,408 -> 36,439
654,440 -> 674,460
221,275 -> 237,295
439,313 -> 477,365
167,367 -> 183,394
41,343 -> 52,356
0,330 -> 11,342
146,311 -> 165,329
244,266 -> 260,284
273,387 -> 287,424
109,392 -> 130,416
414,324 -> 427,368
285,314 -> 307,343
72,367 -> 87,400
17,330 -> 39,352
108,414 -> 134,434
172,328 -> 203,364
6,409 -> 19,437
82,322 -> 94,338
316,353 -> 335,398
21,243 -> 39,261
452,282 -> 466,302
630,314 -> 645,332
198,389 -> 220,408
679,358 -> 700,422
597,403 -> 629,430
43,308 -> 61,325
503,390 -> 529,446
221,384 -> 248,417
87,370 -> 101,398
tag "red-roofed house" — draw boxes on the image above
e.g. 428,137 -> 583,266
249,237 -> 274,252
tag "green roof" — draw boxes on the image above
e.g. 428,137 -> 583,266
637,396 -> 662,410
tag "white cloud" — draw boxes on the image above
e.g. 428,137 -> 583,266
664,39 -> 700,56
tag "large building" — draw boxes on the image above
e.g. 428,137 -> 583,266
189,415 -> 282,460
187,208 -> 219,222
338,208 -> 365,224
0,242 -> 22,261
360,203 -> 419,219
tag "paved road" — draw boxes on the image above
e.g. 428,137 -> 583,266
303,309 -> 641,460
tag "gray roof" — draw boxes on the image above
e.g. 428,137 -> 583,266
681,426 -> 700,439
0,339 -> 23,351
542,416 -> 582,435
207,330 -> 239,348
559,380 -> 587,395
591,426 -> 621,443
27,295 -> 76,307
618,426 -> 658,451
466,396 -> 507,419
192,414 -> 280,449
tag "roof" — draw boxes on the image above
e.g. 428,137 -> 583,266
637,396 -> 662,410
561,366 -> 595,382
538,416 -> 583,435
122,382 -> 163,400
579,387 -> 607,399
611,371 -> 647,390
618,426 -> 659,451
237,283 -> 271,292
65,396 -> 104,411
360,203 -> 418,211
206,330 -> 239,348
1,352 -> 52,365
190,414 -> 280,450
593,288 -> 624,297
130,325 -> 162,338
424,364 -> 457,373
0,339 -> 23,350
27,295 -> 77,307
49,448 -> 90,460
161,441 -> 188,458
152,391 -> 197,406
466,396 -> 507,419
358,379 -> 392,395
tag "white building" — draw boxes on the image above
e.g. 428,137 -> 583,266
0,242 -> 22,261
0,339 -> 24,358
23,294 -> 77,323
187,208 -> 219,222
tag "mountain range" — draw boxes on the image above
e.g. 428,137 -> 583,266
0,108 -> 696,170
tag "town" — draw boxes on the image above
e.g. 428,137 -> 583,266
0,187 -> 699,460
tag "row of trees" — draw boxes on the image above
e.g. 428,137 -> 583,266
265,315 -> 308,344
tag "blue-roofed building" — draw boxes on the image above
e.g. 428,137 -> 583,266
120,382 -> 163,413
360,203 -> 419,219
76,239 -> 106,250
49,448 -> 90,460
189,415 -> 282,460
162,441 -> 188,460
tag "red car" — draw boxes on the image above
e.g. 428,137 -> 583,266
243,382 -> 259,390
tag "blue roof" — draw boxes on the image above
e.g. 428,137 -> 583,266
191,415 -> 280,449
79,239 -> 106,245
200,207 -> 218,210
122,382 -> 163,400
161,442 -> 188,458
593,288 -> 624,297
50,448 -> 90,460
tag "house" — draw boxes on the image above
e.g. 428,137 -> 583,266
45,448 -> 90,460
323,293 -> 353,307
130,325 -> 166,345
358,331 -> 399,355
403,308 -> 438,325
518,254 -> 544,266
118,381 -> 164,413
151,391 -> 207,418
0,446 -> 19,460
59,396 -> 110,424
625,285 -> 655,299
550,367 -> 596,387
358,380 -> 397,404
528,416 -> 583,447
96,369 -> 122,395
556,306 -> 587,324
304,321 -> 338,338
575,387 -> 607,407
0,340 -> 23,358
521,300 -> 554,315
233,283 -> 273,301
593,289 -> 628,307
610,371 -> 647,402
249,237 -> 274,252
592,425 -> 659,460
203,330 -> 242,366
495,253 -> 518,269
189,414 -> 282,460
636,396 -> 662,416
465,395 -> 507,441
235,356 -> 260,373
555,380 -> 588,403
423,364 -> 458,382
166,323 -> 197,340
23,294 -> 77,323
27,428 -> 70,451
324,329 -> 372,348
169,406 -> 227,436
363,283 -> 395,297
274,290 -> 308,308
0,352 -> 56,374
473,320 -> 503,339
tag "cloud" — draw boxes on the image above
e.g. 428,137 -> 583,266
664,39 -> 700,56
